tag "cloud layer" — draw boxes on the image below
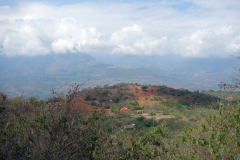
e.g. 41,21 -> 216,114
0,1 -> 240,57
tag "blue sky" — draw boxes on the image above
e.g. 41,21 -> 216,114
0,0 -> 239,57
0,0 -> 196,11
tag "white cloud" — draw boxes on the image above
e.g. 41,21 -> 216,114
0,1 -> 239,57
1,19 -> 51,56
0,18 -> 110,56
0,6 -> 9,9
172,26 -> 238,57
51,39 -> 75,54
51,18 -> 105,54
229,34 -> 240,52
111,24 -> 240,57
111,24 -> 169,55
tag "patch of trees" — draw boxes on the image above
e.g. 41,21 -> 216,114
141,86 -> 148,91
127,101 -> 143,110
157,86 -> 220,105
85,95 -> 96,101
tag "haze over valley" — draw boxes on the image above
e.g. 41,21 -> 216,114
0,53 -> 236,98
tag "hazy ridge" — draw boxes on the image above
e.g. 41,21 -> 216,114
0,53 -> 236,99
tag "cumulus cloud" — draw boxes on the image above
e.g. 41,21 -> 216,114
172,25 -> 239,57
0,18 -> 110,56
0,1 -> 239,57
51,18 -> 107,54
0,19 -> 51,56
229,34 -> 240,52
110,24 -> 169,55
110,24 -> 240,57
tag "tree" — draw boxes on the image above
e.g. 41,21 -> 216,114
141,86 -> 148,91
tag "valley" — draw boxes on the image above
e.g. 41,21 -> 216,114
0,53 -> 235,99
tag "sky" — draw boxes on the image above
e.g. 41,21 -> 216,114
0,0 -> 240,58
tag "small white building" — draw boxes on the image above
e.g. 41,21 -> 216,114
123,124 -> 135,130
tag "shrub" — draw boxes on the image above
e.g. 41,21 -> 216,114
127,102 -> 143,110
105,104 -> 110,109
189,115 -> 196,121
124,96 -> 129,100
99,97 -> 106,102
172,112 -> 184,118
136,116 -> 145,122
0,95 -> 108,159
160,107 -> 170,115
149,112 -> 156,116
101,91 -> 108,96
127,102 -> 139,107
176,104 -> 183,110
91,101 -> 97,106
111,104 -> 120,113
143,119 -> 153,127
141,86 -> 148,91
180,101 -> 190,106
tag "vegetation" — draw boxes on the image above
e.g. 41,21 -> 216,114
141,86 -> 148,91
1,83 -> 240,159
149,111 -> 156,116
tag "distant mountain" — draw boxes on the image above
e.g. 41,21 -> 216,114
2,53 -> 233,99
90,54 -> 186,75
0,53 -> 178,98
93,54 -> 236,89
167,58 -> 235,88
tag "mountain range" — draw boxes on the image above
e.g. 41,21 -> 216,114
0,53 -> 236,99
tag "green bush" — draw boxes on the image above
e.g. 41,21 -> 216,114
160,106 -> 170,115
136,116 -> 145,122
111,104 -> 120,112
189,115 -> 196,121
101,91 -> 108,96
176,104 -> 183,110
141,86 -> 148,91
127,102 -> 138,107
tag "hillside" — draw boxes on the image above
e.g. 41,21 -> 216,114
78,84 -> 220,106
53,84 -> 221,118
1,83 -> 239,159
